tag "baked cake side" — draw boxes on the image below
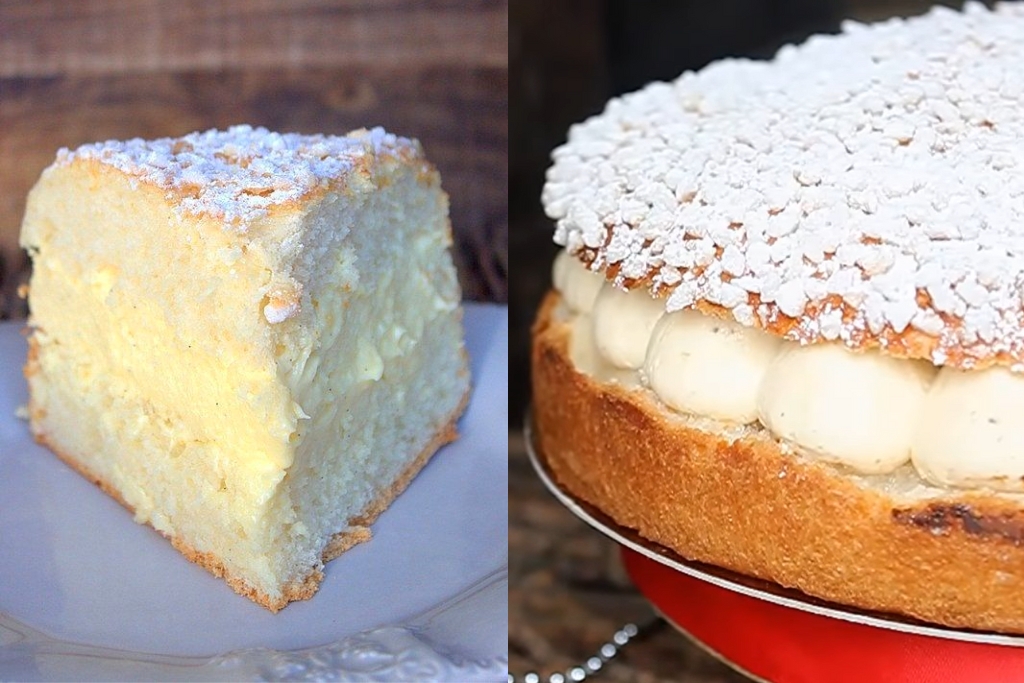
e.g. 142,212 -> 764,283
20,126 -> 469,610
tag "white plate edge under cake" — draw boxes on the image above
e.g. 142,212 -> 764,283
524,412 -> 1024,648
0,304 -> 510,683
0,567 -> 508,682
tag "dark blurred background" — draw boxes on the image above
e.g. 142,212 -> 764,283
509,0 -> 987,426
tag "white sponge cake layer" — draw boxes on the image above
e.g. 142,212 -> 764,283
20,128 -> 469,610
272,168 -> 467,587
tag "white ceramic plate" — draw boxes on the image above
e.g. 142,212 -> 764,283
0,304 -> 508,682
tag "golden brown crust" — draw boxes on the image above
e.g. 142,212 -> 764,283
25,332 -> 469,611
533,290 -> 1024,634
322,526 -> 373,563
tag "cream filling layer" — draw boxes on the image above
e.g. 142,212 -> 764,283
554,250 -> 1024,491
758,343 -> 934,474
644,309 -> 780,424
912,367 -> 1024,490
29,253 -> 295,496
592,284 -> 665,369
553,249 -> 604,315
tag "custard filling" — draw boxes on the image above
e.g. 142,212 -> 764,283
553,251 -> 1024,492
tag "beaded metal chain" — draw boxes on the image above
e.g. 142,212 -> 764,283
508,622 -> 643,683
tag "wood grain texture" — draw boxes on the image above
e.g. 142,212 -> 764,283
0,0 -> 508,76
0,65 -> 507,315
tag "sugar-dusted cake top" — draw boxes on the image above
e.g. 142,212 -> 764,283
56,125 -> 421,227
542,2 -> 1024,370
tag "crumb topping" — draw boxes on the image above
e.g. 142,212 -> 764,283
57,125 -> 419,228
262,282 -> 303,325
542,2 -> 1024,368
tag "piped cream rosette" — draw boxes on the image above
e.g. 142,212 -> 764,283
555,251 -> 1024,492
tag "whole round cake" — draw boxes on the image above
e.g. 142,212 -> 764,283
532,2 -> 1024,633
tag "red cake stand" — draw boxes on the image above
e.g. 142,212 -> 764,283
525,418 -> 1024,683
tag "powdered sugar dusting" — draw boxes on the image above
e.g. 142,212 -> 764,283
57,125 -> 419,228
542,2 -> 1024,369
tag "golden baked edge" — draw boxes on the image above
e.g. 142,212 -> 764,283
532,290 -> 1024,634
24,336 -> 470,612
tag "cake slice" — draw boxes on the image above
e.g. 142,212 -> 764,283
19,125 -> 469,611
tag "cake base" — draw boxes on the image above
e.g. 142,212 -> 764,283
30,391 -> 468,611
532,291 -> 1024,634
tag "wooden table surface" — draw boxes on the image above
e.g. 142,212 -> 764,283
510,429 -> 751,683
